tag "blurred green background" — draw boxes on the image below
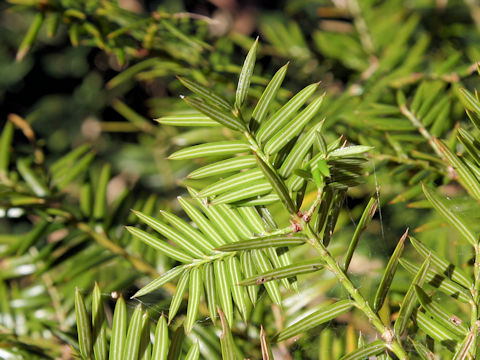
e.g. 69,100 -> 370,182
2,0 -> 480,358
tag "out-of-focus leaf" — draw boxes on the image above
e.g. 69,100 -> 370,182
50,144 -> 90,175
17,158 -> 49,197
0,121 -> 14,175
93,163 -> 111,220
54,151 -> 95,190
17,220 -> 49,255
17,12 -> 44,61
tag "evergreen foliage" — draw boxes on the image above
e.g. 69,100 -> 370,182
3,0 -> 480,359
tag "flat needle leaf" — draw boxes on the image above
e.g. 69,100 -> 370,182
235,38 -> 258,110
373,229 -> 408,312
75,288 -> 92,359
276,300 -> 354,342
